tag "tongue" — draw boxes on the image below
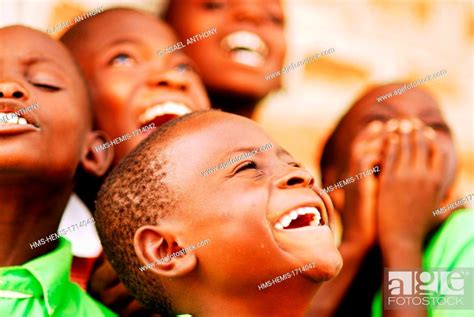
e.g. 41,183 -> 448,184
285,214 -> 314,229
142,114 -> 179,129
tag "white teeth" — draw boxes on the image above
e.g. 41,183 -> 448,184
221,31 -> 268,67
280,215 -> 292,227
138,102 -> 191,125
274,206 -> 322,230
7,113 -> 18,124
274,223 -> 284,230
231,50 -> 264,67
290,211 -> 298,220
0,112 -> 28,125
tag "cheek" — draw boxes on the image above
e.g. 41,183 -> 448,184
189,77 -> 211,110
93,71 -> 135,113
92,73 -> 137,137
273,31 -> 287,62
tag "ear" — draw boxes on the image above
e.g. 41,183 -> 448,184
81,131 -> 114,177
134,225 -> 197,278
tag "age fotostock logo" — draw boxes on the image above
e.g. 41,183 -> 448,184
384,268 -> 473,310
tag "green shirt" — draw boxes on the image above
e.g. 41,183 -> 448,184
372,209 -> 474,317
0,238 -> 116,316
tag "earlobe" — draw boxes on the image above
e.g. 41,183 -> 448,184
134,226 -> 197,278
81,131 -> 113,177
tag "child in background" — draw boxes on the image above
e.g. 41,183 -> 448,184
308,84 -> 473,317
95,110 -> 342,316
0,25 -> 114,316
60,8 -> 211,315
165,0 -> 286,118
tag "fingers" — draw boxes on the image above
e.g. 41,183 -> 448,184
413,127 -> 428,169
349,121 -> 386,174
396,119 -> 413,170
426,127 -> 443,171
382,133 -> 399,176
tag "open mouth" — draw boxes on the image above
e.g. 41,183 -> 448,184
0,112 -> 33,127
138,101 -> 191,129
274,207 -> 323,230
221,31 -> 269,67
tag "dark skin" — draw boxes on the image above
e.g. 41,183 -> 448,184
133,111 -> 342,316
0,26 -> 112,267
61,9 -> 210,165
166,0 -> 286,118
308,85 -> 457,317
60,9 -> 210,315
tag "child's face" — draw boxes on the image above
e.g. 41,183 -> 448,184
65,10 -> 210,163
326,86 -> 457,209
167,0 -> 286,100
0,26 -> 97,181
160,112 -> 341,291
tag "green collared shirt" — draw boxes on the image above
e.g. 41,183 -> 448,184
372,209 -> 474,317
0,238 -> 116,316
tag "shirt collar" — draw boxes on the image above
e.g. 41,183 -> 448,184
0,238 -> 73,315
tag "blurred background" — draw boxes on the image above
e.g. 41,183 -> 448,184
1,0 -> 472,200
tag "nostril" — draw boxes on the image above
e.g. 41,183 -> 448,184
0,92 -> 3,97
287,177 -> 304,186
12,91 -> 24,98
157,81 -> 168,87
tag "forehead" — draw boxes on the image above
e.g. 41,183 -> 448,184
164,113 -> 274,171
0,26 -> 78,69
77,11 -> 177,53
347,86 -> 442,123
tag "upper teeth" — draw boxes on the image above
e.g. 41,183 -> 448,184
221,31 -> 268,67
0,112 -> 29,125
274,207 -> 322,230
138,102 -> 191,125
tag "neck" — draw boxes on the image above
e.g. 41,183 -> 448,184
209,90 -> 259,119
0,180 -> 72,266
186,278 -> 319,317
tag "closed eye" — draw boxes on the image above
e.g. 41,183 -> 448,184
289,162 -> 302,168
31,82 -> 61,92
235,161 -> 257,173
429,122 -> 451,133
202,0 -> 225,10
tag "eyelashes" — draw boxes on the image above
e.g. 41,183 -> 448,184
109,53 -> 135,67
174,62 -> 194,73
31,82 -> 61,92
202,0 -> 226,10
235,161 -> 257,173
234,161 -> 302,174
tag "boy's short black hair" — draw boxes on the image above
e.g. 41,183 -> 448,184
95,110 -> 212,314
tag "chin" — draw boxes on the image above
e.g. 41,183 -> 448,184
309,248 -> 343,282
210,76 -> 276,101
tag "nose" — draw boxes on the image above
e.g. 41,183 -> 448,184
232,3 -> 266,25
147,70 -> 188,92
275,167 -> 314,189
0,81 -> 29,101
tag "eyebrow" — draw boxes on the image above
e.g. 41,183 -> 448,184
218,144 -> 289,162
101,37 -> 143,50
22,56 -> 57,66
276,147 -> 291,158
219,146 -> 261,161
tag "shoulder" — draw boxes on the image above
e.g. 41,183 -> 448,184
424,209 -> 474,268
